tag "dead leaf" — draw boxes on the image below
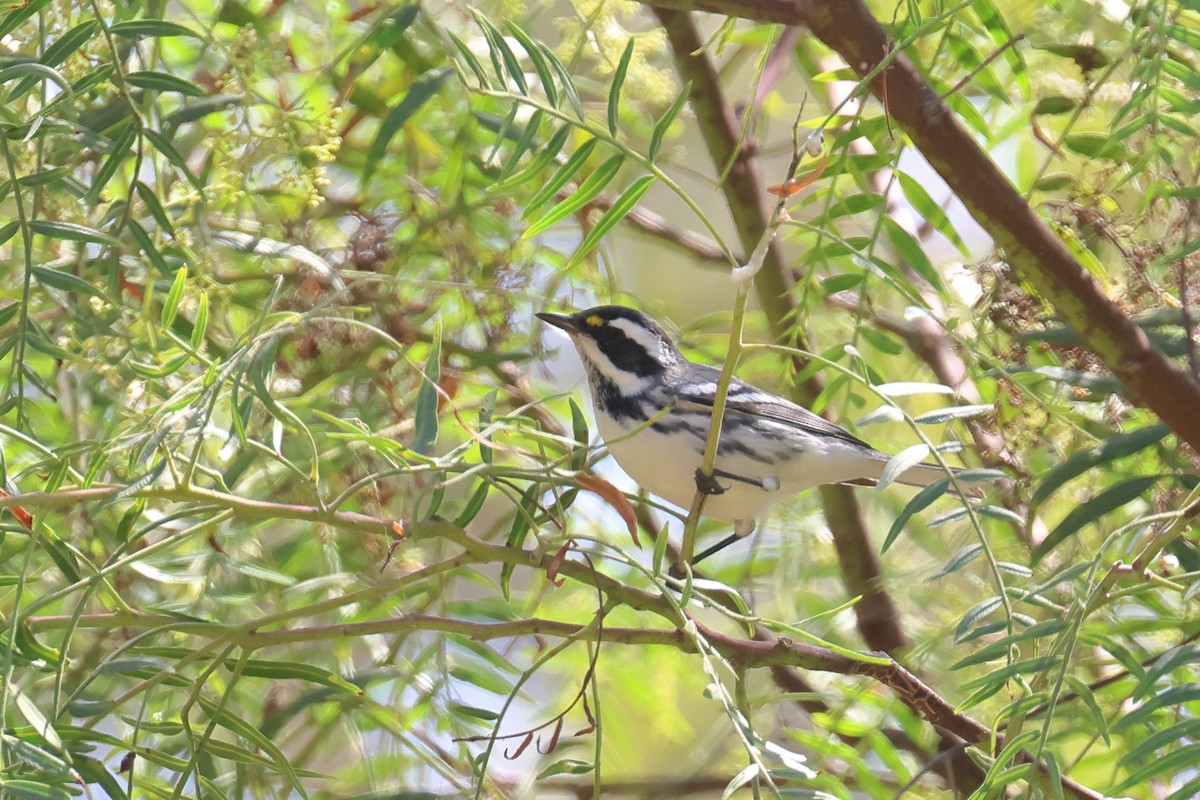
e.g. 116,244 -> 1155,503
574,473 -> 639,547
0,489 -> 33,530
767,153 -> 828,197
505,731 -> 534,760
545,540 -> 571,587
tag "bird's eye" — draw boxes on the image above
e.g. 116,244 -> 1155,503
585,315 -> 604,328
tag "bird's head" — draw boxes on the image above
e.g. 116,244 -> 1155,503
537,305 -> 682,395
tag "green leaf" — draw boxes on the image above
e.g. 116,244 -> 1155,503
911,404 -> 992,424
144,128 -> 203,189
109,20 -> 202,38
197,696 -> 309,798
1063,675 -> 1109,745
955,596 -> 1004,641
128,220 -> 171,276
649,81 -> 690,161
491,123 -> 571,192
0,221 -> 19,246
0,62 -> 71,94
29,219 -> 119,246
4,20 -> 98,102
190,292 -> 208,350
1115,684 -> 1200,731
568,174 -> 655,267
1114,743 -> 1200,794
413,321 -> 442,454
1033,475 -> 1162,564
927,544 -> 984,581
17,167 -> 69,187
161,268 -> 187,329
882,478 -> 948,552
124,70 -> 205,96
895,170 -> 970,258
161,93 -> 242,131
883,217 -> 944,292
449,703 -> 500,721
86,123 -> 136,205
470,10 -> 526,94
607,38 -> 635,135
524,153 -> 624,239
1033,95 -> 1077,115
500,485 -> 539,600
1063,132 -> 1127,162
876,443 -> 930,492
135,181 -> 175,234
32,267 -> 104,299
1030,423 -> 1169,508
537,759 -> 593,779
447,31 -> 490,89
0,780 -> 74,800
364,67 -> 451,182
539,42 -> 582,118
0,0 -> 53,39
524,137 -> 599,214
454,482 -> 491,527
496,109 -> 544,182
568,397 -> 589,470
506,22 -> 557,106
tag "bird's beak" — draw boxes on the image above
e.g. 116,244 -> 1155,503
536,311 -> 580,333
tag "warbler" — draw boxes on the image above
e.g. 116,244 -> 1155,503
537,305 -> 964,561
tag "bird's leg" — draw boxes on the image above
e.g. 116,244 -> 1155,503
682,519 -> 757,569
707,468 -> 781,492
693,468 -> 728,495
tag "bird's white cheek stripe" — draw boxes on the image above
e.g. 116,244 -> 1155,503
574,336 -> 654,394
608,318 -> 668,362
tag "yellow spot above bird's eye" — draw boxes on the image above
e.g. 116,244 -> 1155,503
585,315 -> 604,327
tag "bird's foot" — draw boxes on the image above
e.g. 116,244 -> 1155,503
694,468 -> 728,496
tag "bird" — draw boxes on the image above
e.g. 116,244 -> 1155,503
537,304 -> 966,563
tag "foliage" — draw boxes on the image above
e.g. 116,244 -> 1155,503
0,1 -> 1198,799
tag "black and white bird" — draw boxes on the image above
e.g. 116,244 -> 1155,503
537,305 -> 962,561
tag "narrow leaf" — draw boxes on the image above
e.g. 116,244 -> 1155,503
109,20 -> 202,38
1030,423 -> 1168,508
607,38 -> 635,135
568,174 -> 655,267
882,478 -> 948,552
523,137 -> 599,214
876,443 -> 930,492
649,81 -> 690,161
506,22 -> 556,106
364,67 -> 452,182
29,219 -> 119,246
124,70 -> 205,96
161,268 -> 187,329
874,381 -> 955,397
1033,475 -> 1162,564
413,322 -> 442,454
524,153 -> 624,239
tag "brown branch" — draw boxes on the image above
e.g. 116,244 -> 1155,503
650,5 -> 909,655
640,0 -> 1200,452
34,603 -> 1096,798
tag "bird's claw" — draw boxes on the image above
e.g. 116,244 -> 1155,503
694,468 -> 728,496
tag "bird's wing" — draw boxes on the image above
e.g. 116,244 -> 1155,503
673,365 -> 880,454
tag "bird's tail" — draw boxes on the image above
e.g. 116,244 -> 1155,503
893,462 -> 983,496
844,462 -> 983,496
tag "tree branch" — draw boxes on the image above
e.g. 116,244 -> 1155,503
640,0 -> 1200,452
